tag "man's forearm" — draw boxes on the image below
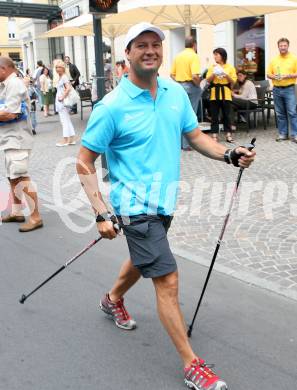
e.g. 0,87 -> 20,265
80,173 -> 108,215
192,75 -> 201,87
0,111 -> 17,121
187,129 -> 227,160
283,73 -> 297,79
76,155 -> 109,215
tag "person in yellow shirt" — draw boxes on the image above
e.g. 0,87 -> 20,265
171,36 -> 201,150
267,38 -> 297,143
206,48 -> 237,143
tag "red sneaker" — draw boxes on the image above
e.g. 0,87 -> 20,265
99,293 -> 136,330
184,358 -> 228,390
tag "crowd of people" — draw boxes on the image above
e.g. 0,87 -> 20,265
23,56 -> 81,145
0,21 -> 296,390
171,36 -> 297,148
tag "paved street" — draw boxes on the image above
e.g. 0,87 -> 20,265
1,211 -> 297,390
1,109 -> 297,389
1,108 -> 297,301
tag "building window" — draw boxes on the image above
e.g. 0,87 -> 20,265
234,16 -> 265,80
9,52 -> 20,61
8,17 -> 17,40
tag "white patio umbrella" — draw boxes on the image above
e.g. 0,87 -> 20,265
39,13 -> 132,39
40,0 -> 297,82
39,14 -> 94,38
106,0 -> 297,35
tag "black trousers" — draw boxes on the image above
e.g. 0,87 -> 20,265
231,98 -> 257,124
210,100 -> 232,133
231,97 -> 257,110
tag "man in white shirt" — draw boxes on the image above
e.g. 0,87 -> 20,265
0,56 -> 43,232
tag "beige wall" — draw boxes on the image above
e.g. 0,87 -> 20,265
0,47 -> 22,58
198,24 -> 214,72
0,16 -> 23,60
0,17 -> 9,44
267,10 -> 297,60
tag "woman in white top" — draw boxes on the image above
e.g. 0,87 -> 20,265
232,70 -> 258,108
39,67 -> 53,117
55,60 -> 75,147
231,70 -> 258,130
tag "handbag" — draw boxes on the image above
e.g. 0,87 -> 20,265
63,86 -> 80,107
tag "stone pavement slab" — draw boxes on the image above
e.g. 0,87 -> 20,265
0,109 -> 297,301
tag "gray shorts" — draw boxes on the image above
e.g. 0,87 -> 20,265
118,215 -> 177,279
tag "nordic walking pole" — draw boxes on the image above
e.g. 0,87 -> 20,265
19,237 -> 102,304
187,138 -> 256,338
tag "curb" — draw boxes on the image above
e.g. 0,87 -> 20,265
171,246 -> 297,302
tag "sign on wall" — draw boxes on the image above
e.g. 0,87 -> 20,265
62,6 -> 80,21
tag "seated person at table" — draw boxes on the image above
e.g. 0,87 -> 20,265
231,70 -> 258,129
232,70 -> 257,109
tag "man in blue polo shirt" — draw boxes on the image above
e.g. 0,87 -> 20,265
77,22 -> 255,390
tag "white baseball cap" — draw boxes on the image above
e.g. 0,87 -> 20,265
124,22 -> 165,48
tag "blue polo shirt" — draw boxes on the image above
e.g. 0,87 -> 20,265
82,76 -> 198,216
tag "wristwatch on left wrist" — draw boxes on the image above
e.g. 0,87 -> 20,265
224,148 -> 232,164
95,211 -> 112,223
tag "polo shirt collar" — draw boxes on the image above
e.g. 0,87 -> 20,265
120,75 -> 168,99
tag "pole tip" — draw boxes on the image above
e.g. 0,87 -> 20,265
187,328 -> 192,338
19,294 -> 26,304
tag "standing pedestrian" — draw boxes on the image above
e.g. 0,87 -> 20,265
171,36 -> 201,151
0,56 -> 43,232
39,67 -> 53,117
104,58 -> 113,93
118,60 -> 129,78
267,37 -> 297,142
23,76 -> 37,135
52,58 -> 60,115
32,60 -> 44,110
25,68 -> 32,79
77,23 -> 255,390
64,56 -> 80,115
206,48 -> 237,143
55,60 -> 76,147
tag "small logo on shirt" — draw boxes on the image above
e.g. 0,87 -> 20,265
170,105 -> 180,111
124,112 -> 144,122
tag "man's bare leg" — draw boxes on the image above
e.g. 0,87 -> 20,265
8,177 -> 23,216
10,177 -> 42,222
109,258 -> 141,302
152,271 -> 196,367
